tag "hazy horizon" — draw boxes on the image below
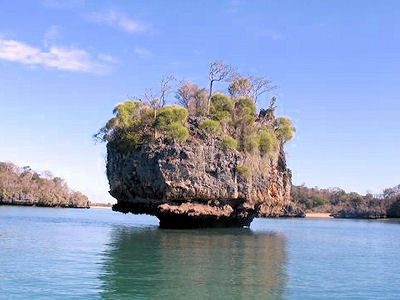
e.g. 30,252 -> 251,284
1,0 -> 399,203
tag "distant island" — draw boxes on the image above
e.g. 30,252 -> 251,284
90,202 -> 113,208
0,161 -> 89,208
292,184 -> 400,219
96,62 -> 302,228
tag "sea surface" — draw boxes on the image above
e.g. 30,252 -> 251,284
1,206 -> 399,299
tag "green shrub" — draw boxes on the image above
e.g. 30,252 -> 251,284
234,97 -> 256,123
155,106 -> 189,129
210,94 -> 233,121
166,123 -> 189,142
258,129 -> 278,154
199,119 -> 221,135
236,165 -> 250,178
154,106 -> 189,142
97,77 -> 296,156
242,133 -> 258,154
125,131 -> 144,145
222,136 -> 238,151
309,196 -> 327,208
113,101 -> 146,127
95,100 -> 152,143
276,117 -> 296,143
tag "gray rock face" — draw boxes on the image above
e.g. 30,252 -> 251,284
107,116 -> 294,228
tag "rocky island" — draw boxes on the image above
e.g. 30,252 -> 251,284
0,162 -> 89,208
97,62 -> 302,228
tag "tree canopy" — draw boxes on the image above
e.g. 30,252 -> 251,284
96,62 -> 295,155
0,162 -> 88,207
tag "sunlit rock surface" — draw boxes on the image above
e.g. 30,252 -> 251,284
107,113 -> 300,228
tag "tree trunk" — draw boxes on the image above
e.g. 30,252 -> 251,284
153,109 -> 157,138
207,80 -> 214,114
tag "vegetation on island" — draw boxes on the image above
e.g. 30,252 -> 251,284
0,162 -> 89,208
95,61 -> 295,160
291,184 -> 400,218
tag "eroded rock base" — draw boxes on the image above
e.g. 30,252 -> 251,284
157,213 -> 253,229
113,201 -> 254,229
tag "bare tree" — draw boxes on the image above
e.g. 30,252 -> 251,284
176,81 -> 207,116
159,75 -> 176,107
264,96 -> 277,119
192,87 -> 207,116
142,88 -> 159,136
143,88 -> 156,105
249,76 -> 277,103
228,78 -> 252,98
42,170 -> 54,180
268,96 -> 277,111
176,81 -> 194,108
207,61 -> 234,113
143,87 -> 155,105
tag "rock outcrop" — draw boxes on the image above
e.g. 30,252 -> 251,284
107,111 -> 299,228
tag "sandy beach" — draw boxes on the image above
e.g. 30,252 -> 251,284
305,212 -> 333,218
90,206 -> 112,209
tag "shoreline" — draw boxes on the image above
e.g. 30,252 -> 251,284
0,203 -> 89,209
305,212 -> 333,218
90,205 -> 112,209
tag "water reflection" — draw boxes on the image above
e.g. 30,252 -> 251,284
100,228 -> 287,299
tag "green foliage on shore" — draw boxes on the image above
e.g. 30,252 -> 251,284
291,184 -> 400,218
0,162 -> 89,207
96,62 -> 296,154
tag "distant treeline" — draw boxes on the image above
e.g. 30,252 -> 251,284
90,202 -> 112,207
0,162 -> 89,208
291,184 -> 400,218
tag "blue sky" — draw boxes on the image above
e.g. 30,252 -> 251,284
1,0 -> 399,202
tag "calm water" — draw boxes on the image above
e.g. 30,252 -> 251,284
1,206 -> 400,299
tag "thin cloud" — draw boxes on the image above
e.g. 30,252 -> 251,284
98,53 -> 118,63
45,25 -> 61,41
169,61 -> 183,66
0,38 -> 112,74
85,10 -> 147,34
225,0 -> 243,13
257,29 -> 285,40
134,47 -> 151,56
42,0 -> 85,8
44,25 -> 62,47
